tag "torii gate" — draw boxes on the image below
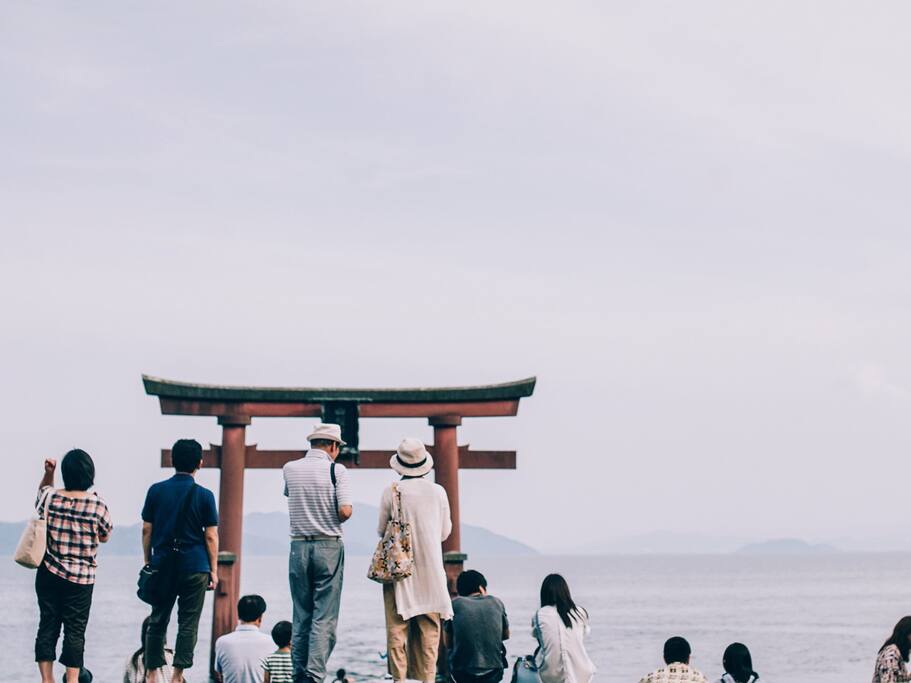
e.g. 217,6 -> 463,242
142,374 -> 535,674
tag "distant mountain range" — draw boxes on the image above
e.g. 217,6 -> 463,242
0,503 -> 538,557
735,538 -> 839,555
558,532 -> 852,555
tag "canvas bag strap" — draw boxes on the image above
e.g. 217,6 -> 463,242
36,487 -> 54,518
170,484 -> 198,547
391,483 -> 404,523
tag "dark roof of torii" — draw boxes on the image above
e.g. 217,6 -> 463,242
142,375 -> 536,403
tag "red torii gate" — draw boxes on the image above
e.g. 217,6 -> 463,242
142,374 -> 535,673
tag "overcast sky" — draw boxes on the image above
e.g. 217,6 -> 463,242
2,2 -> 910,552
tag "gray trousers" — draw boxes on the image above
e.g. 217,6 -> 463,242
289,538 -> 345,682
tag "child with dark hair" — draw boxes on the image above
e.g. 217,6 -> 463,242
716,642 -> 758,683
262,621 -> 293,683
444,569 -> 510,683
123,616 -> 174,682
873,616 -> 911,683
639,636 -> 708,683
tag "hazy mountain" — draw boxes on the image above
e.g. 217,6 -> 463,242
735,538 -> 840,555
580,531 -> 746,555
0,503 -> 538,557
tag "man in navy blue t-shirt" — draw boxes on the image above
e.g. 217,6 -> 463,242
141,438 -> 219,682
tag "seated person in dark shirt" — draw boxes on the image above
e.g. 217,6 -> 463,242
444,570 -> 510,683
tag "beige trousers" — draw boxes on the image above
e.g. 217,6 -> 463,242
383,583 -> 442,683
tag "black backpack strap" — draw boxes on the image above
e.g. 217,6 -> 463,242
330,462 -> 337,487
169,484 -> 198,548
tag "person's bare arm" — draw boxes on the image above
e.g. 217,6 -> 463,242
142,522 -> 153,563
264,672 -> 272,683
205,526 -> 219,589
40,459 -> 56,490
338,504 -> 353,522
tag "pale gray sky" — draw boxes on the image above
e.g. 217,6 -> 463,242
2,2 -> 910,552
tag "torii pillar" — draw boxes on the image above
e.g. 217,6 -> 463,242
143,374 -> 536,678
430,415 -> 466,585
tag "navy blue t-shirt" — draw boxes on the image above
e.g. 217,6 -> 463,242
142,474 -> 218,574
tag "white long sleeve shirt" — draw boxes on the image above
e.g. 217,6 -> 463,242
534,606 -> 596,683
377,477 -> 453,620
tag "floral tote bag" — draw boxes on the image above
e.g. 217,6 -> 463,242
367,484 -> 414,583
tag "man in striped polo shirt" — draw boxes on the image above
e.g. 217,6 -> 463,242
283,423 -> 353,683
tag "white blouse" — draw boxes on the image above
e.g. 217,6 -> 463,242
534,605 -> 596,683
377,477 -> 453,621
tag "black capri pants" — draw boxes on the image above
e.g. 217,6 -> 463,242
34,564 -> 94,668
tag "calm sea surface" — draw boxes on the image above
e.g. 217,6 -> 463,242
1,553 -> 907,682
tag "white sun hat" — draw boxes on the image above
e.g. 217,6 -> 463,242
390,437 -> 434,477
306,423 -> 347,446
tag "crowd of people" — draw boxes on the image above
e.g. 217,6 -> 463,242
23,423 -> 911,683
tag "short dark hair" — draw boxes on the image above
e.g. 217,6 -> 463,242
61,449 -> 95,491
237,594 -> 267,622
664,636 -> 692,665
271,620 -> 292,648
310,439 -> 338,450
172,439 -> 203,473
456,570 -> 487,596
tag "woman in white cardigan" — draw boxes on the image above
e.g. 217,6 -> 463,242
378,437 -> 453,683
534,574 -> 596,683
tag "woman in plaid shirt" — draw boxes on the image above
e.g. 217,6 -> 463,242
34,450 -> 112,683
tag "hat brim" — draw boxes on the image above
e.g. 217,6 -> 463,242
389,451 -> 434,477
307,434 -> 347,447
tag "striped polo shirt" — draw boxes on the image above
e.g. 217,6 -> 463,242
282,449 -> 352,538
261,650 -> 293,682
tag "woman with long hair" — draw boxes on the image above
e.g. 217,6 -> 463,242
123,617 -> 173,683
873,617 -> 911,683
716,643 -> 758,683
533,574 -> 595,683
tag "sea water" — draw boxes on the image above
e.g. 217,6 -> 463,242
2,553 -> 907,682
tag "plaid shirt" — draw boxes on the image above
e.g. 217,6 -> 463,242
37,486 -> 113,585
640,664 -> 709,683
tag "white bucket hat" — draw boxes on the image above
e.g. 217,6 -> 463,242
306,423 -> 347,446
390,437 -> 434,477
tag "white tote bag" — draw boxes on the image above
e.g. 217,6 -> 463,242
14,488 -> 53,569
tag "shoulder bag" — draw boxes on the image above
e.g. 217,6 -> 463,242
137,484 -> 198,605
367,483 -> 414,583
511,611 -> 544,683
14,487 -> 54,569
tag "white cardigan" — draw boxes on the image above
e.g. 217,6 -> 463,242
535,606 -> 596,683
377,478 -> 453,621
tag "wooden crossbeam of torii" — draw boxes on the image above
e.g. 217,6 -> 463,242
160,445 -> 517,469
142,374 -> 535,678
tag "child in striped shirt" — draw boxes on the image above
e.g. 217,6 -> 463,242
262,621 -> 293,683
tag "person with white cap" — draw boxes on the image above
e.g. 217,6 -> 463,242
282,423 -> 353,683
378,437 -> 453,683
